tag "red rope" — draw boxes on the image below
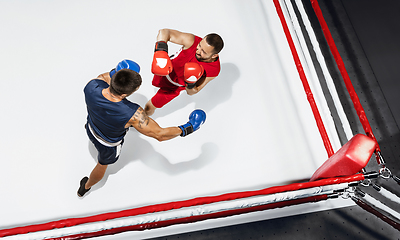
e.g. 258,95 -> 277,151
0,174 -> 364,238
309,0 -> 382,163
48,195 -> 329,240
273,0 -> 334,157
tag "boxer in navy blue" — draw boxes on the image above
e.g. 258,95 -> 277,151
78,60 -> 206,197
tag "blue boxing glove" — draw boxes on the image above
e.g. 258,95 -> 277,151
110,59 -> 140,78
179,109 -> 206,137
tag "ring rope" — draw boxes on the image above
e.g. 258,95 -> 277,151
6,184 -> 349,240
5,184 -> 352,240
309,0 -> 383,164
281,0 -> 343,151
47,195 -> 330,240
0,175 -> 365,239
371,181 -> 400,206
292,0 -> 353,141
361,191 -> 400,221
273,0 -> 334,157
351,195 -> 400,231
377,187 -> 400,206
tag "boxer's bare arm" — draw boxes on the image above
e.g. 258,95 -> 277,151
96,72 -> 111,85
157,29 -> 195,50
186,76 -> 215,95
127,107 -> 181,141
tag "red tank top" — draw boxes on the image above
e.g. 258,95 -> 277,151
153,36 -> 220,88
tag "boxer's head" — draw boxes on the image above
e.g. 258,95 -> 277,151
110,69 -> 142,97
196,33 -> 224,62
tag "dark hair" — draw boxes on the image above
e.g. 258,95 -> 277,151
110,69 -> 142,96
205,33 -> 224,54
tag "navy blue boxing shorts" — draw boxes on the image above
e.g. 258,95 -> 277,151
85,124 -> 124,165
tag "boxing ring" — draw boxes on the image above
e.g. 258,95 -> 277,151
0,0 -> 399,239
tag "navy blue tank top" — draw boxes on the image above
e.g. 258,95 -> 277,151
84,79 -> 139,143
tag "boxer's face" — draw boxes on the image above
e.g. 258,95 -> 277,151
196,38 -> 218,62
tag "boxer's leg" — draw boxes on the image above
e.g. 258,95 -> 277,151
146,75 -> 163,116
78,163 -> 107,197
146,88 -> 181,116
78,124 -> 122,197
85,163 -> 108,189
145,100 -> 157,116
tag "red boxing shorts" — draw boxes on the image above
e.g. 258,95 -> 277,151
151,88 -> 182,108
151,75 -> 185,108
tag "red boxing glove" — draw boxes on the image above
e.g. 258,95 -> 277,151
151,41 -> 173,76
184,62 -> 204,89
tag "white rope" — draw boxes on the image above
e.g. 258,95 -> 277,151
280,0 -> 342,152
378,187 -> 400,205
293,0 -> 353,141
4,183 -> 350,240
361,192 -> 400,221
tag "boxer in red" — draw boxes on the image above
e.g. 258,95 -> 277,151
145,29 -> 224,116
